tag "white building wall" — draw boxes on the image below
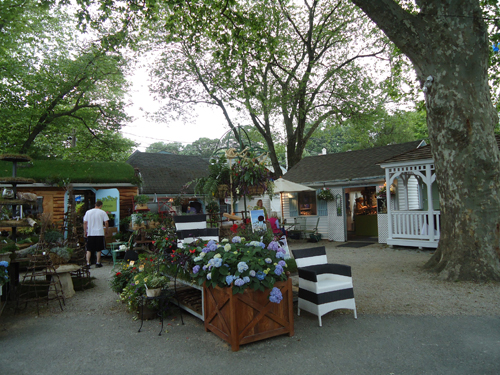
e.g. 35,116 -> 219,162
328,187 -> 345,242
378,214 -> 388,243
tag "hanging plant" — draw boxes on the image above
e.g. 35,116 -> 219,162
317,187 -> 335,201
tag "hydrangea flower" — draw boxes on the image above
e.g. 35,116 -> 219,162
232,236 -> 242,243
199,252 -> 206,258
278,260 -> 286,267
221,239 -> 229,243
234,278 -> 245,287
242,276 -> 250,284
249,270 -> 256,277
226,275 -> 235,285
207,273 -> 212,280
267,241 -> 281,251
274,264 -> 283,276
275,251 -> 285,259
265,258 -> 272,264
256,271 -> 265,280
192,265 -> 200,274
214,253 -> 222,259
224,244 -> 232,252
194,256 -> 202,262
237,261 -> 249,273
269,287 -> 283,304
205,240 -> 218,252
208,258 -> 223,268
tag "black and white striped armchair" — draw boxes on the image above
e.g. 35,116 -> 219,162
291,246 -> 357,326
173,214 -> 219,247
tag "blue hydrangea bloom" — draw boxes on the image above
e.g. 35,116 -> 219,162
265,258 -> 272,264
237,261 -> 249,273
275,251 -> 285,259
242,276 -> 250,284
269,287 -> 283,303
208,258 -> 223,268
234,278 -> 245,287
278,260 -> 286,267
274,265 -> 283,276
249,270 -> 256,277
232,236 -> 242,243
207,273 -> 212,280
256,271 -> 265,280
0,261 -> 9,267
226,275 -> 235,285
192,265 -> 200,274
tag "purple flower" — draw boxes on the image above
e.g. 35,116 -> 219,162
276,251 -> 285,259
269,287 -> 283,304
192,265 -> 200,274
267,241 -> 281,251
278,260 -> 286,267
274,265 -> 283,276
234,278 -> 245,287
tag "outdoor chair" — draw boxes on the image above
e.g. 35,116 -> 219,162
173,214 -> 219,248
291,246 -> 357,326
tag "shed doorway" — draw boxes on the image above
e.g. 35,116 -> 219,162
344,186 -> 378,242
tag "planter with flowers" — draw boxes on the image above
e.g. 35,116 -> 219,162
317,187 -> 335,201
178,237 -> 294,351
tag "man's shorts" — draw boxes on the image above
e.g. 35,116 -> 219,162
86,236 -> 106,253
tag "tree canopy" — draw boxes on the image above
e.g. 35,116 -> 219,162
0,3 -> 137,161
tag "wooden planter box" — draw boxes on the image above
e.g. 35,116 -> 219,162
203,278 -> 294,351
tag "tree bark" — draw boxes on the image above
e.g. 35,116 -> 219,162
352,0 -> 500,281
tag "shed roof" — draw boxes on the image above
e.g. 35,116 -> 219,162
380,135 -> 500,165
0,159 -> 137,184
127,151 -> 209,195
284,140 -> 423,184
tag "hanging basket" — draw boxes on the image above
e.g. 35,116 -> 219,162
247,185 -> 266,196
216,184 -> 229,198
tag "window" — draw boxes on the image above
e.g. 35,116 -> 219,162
298,191 -> 317,216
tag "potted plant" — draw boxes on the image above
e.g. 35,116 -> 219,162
144,273 -> 168,297
134,195 -> 149,210
176,237 -> 294,351
317,187 -> 335,201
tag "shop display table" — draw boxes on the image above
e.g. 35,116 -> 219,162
43,264 -> 81,298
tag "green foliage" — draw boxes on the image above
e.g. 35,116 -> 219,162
49,247 -> 73,262
44,230 -> 63,245
0,160 -> 138,184
0,3 -> 136,160
134,195 -> 150,205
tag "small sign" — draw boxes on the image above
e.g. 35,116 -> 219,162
101,196 -> 117,212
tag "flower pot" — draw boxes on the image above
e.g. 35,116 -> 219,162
203,278 -> 294,352
146,288 -> 161,297
137,303 -> 158,320
135,203 -> 148,210
108,218 -> 115,227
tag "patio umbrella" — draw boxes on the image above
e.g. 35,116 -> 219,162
273,178 -> 314,224
273,178 -> 314,193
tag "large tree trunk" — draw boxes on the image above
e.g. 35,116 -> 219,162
352,0 -> 500,281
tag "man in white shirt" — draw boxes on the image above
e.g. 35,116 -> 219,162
83,200 -> 109,268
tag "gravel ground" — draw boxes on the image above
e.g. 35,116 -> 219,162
2,240 -> 500,319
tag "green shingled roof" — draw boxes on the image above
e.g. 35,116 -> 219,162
284,141 -> 423,184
